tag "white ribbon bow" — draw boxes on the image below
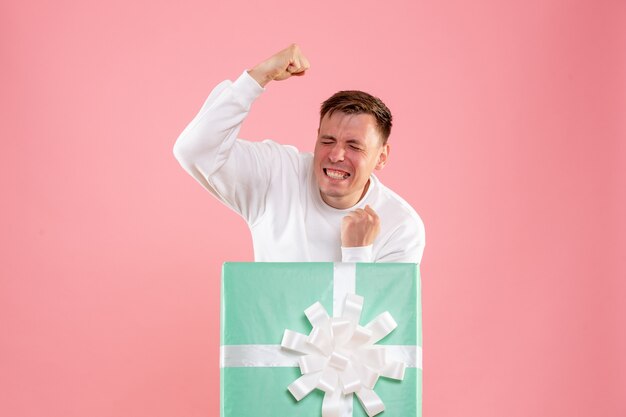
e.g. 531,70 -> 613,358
281,293 -> 406,417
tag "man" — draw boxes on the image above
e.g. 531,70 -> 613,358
173,44 -> 425,263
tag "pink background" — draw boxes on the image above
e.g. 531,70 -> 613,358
2,0 -> 625,416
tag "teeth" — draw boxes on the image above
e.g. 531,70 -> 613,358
325,169 -> 349,180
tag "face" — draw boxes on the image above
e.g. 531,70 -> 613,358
313,111 -> 389,209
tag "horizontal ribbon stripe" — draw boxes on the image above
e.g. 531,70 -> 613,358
220,344 -> 300,367
220,345 -> 422,369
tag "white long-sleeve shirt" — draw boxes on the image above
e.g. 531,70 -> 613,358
173,71 -> 425,263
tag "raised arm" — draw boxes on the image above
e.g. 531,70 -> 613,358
173,45 -> 310,223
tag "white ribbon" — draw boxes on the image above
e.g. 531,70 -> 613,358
281,293 -> 406,417
220,344 -> 421,368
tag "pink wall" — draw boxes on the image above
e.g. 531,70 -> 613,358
2,0 -> 624,416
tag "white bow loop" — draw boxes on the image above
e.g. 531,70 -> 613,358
281,294 -> 405,417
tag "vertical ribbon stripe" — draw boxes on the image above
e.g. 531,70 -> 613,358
333,263 -> 356,316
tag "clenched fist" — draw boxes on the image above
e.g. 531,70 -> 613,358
247,44 -> 310,87
341,205 -> 381,247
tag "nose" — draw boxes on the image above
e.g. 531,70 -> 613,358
328,143 -> 345,163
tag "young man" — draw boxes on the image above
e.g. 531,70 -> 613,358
173,44 -> 425,263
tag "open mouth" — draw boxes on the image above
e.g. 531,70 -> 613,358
324,168 -> 350,180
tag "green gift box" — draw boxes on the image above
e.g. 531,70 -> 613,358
220,262 -> 422,417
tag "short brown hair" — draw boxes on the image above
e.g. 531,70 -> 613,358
320,90 -> 393,144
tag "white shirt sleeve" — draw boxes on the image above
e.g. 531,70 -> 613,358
173,71 -> 275,225
341,245 -> 374,262
376,220 -> 425,264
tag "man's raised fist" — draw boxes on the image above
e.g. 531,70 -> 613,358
248,44 -> 310,87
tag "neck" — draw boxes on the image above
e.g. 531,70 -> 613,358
321,179 -> 371,209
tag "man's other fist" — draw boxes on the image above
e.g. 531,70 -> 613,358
248,44 -> 310,87
341,205 -> 381,247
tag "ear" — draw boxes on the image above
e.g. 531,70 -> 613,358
375,144 -> 390,170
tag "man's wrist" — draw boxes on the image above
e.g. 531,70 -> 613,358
247,68 -> 272,88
